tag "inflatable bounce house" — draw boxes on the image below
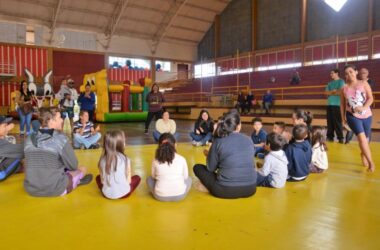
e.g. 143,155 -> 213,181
80,69 -> 151,122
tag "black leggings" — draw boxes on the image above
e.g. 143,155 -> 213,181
193,164 -> 256,199
145,110 -> 163,130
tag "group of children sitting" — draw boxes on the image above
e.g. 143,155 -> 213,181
0,106 -> 328,201
251,110 -> 328,188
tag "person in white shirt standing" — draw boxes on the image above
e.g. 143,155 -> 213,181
153,110 -> 179,142
147,133 -> 192,202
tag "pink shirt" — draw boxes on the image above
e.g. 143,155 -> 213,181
343,82 -> 372,119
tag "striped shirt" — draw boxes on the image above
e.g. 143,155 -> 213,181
73,121 -> 94,138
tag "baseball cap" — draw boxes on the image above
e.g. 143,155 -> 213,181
0,116 -> 12,124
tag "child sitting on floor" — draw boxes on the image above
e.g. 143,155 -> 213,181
256,133 -> 288,188
24,108 -> 92,197
147,133 -> 192,202
272,121 -> 292,143
0,116 -> 24,181
309,126 -> 328,173
96,130 -> 141,199
251,117 -> 267,157
285,124 -> 312,182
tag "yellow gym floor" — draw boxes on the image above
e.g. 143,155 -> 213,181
1,139 -> 380,249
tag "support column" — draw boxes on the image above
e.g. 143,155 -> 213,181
150,58 -> 156,83
300,0 -> 308,65
368,0 -> 374,59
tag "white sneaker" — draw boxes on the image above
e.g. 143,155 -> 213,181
195,141 -> 202,147
192,140 -> 197,146
205,141 -> 209,146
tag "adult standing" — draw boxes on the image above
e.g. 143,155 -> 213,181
145,83 -> 165,134
78,83 -> 96,121
325,69 -> 345,143
193,110 -> 257,199
340,65 -> 375,172
262,90 -> 273,114
15,80 -> 34,136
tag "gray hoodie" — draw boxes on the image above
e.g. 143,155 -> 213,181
258,150 -> 288,188
24,129 -> 78,197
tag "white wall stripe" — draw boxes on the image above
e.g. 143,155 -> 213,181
1,81 -> 4,106
30,48 -> 33,73
35,48 -> 38,77
7,46 -> 10,74
18,47 -> 21,76
40,49 -> 43,76
7,82 -> 11,106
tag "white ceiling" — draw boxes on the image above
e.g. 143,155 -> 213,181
0,0 -> 231,48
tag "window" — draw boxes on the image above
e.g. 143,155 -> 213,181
155,60 -> 171,72
109,56 -> 151,70
324,0 -> 347,12
194,62 -> 216,78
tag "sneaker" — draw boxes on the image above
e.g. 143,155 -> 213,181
78,174 -> 93,186
144,129 -> 149,135
205,141 -> 210,146
257,153 -> 265,159
192,140 -> 197,146
338,139 -> 344,144
89,143 -> 100,149
195,141 -> 202,147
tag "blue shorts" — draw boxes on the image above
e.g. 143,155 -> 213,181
346,112 -> 372,138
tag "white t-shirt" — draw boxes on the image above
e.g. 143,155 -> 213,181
312,142 -> 328,170
99,153 -> 131,199
151,153 -> 188,197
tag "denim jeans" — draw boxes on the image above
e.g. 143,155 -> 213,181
17,108 -> 32,135
153,131 -> 180,142
73,132 -> 101,149
189,132 -> 212,145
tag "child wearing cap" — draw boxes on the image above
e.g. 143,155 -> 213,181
0,116 -> 24,181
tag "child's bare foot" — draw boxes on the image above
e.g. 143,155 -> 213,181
367,164 -> 375,173
194,181 -> 209,193
361,153 -> 369,167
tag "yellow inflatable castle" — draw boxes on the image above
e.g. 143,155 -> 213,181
80,69 -> 150,122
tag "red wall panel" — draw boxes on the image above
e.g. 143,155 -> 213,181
53,51 -> 105,92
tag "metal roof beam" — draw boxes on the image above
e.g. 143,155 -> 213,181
104,0 -> 130,49
49,0 -> 63,44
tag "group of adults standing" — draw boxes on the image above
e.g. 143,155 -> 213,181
325,66 -> 375,172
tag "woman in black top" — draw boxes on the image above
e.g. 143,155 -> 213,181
193,110 -> 257,199
190,109 -> 214,146
144,84 -> 165,134
16,80 -> 34,135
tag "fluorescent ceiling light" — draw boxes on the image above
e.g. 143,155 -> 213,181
324,0 -> 348,12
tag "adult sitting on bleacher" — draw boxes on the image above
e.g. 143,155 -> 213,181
236,91 -> 246,114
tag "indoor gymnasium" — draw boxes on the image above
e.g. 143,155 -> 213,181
1,0 -> 380,249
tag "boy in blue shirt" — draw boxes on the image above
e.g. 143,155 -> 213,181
251,117 -> 267,157
285,124 -> 312,182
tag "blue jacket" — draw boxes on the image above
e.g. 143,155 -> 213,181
78,92 -> 95,111
284,140 -> 312,178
